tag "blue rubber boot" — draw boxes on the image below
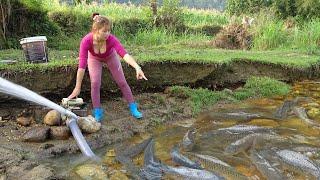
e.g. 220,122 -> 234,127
129,102 -> 143,119
93,107 -> 104,122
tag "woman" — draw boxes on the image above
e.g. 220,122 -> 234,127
68,13 -> 147,122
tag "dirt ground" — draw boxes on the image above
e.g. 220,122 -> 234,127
0,91 -> 195,179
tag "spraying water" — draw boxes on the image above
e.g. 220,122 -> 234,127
0,77 -> 97,160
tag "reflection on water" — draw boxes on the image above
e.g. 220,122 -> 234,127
62,81 -> 320,179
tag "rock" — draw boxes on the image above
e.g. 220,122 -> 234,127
103,149 -> 116,166
74,164 -> 108,180
78,115 -> 101,133
110,170 -> 129,180
223,88 -> 233,94
33,107 -> 51,123
307,107 -> 320,119
50,126 -> 71,140
22,126 -> 50,142
0,174 -> 7,180
39,143 -> 54,150
0,109 -> 10,119
16,116 -> 34,126
21,165 -> 55,180
43,110 -> 61,126
0,147 -> 23,167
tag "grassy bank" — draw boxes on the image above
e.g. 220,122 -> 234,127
1,45 -> 319,71
169,76 -> 291,115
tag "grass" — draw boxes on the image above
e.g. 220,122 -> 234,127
133,45 -> 320,68
0,49 -> 77,71
1,45 -> 319,70
170,76 -> 291,115
182,7 -> 229,27
43,1 -> 152,21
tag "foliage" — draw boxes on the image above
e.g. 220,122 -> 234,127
272,0 -> 297,19
155,0 -> 185,32
296,0 -> 320,19
169,76 -> 291,115
227,0 -> 320,19
226,0 -> 272,15
48,10 -> 91,36
243,76 -> 291,97
182,8 -> 228,27
0,0 -> 60,49
291,19 -> 320,54
213,23 -> 252,50
252,20 -> 288,50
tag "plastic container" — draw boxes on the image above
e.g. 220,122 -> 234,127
20,36 -> 48,63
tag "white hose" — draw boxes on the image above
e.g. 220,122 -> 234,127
67,118 -> 97,159
0,77 -> 97,160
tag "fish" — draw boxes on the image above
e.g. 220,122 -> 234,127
140,139 -> 223,180
116,155 -> 141,180
165,166 -> 225,180
250,149 -> 286,180
200,111 -> 268,122
115,137 -> 153,180
276,149 -> 320,179
224,133 -> 285,155
117,137 -> 152,158
182,128 -> 197,151
170,145 -> 202,169
140,139 -> 163,180
274,97 -> 312,120
224,133 -> 257,155
274,100 -> 296,119
201,125 -> 271,142
186,152 -> 248,180
217,125 -> 271,133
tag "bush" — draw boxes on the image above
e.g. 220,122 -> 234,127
272,0 -> 297,19
252,20 -> 288,50
226,0 -> 272,15
0,0 -> 59,49
296,0 -> 320,19
227,0 -> 320,19
155,0 -> 185,32
113,18 -> 151,36
48,11 -> 91,36
243,76 -> 291,97
212,23 -> 252,50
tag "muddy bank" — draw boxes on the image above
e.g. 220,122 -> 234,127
0,92 -> 193,179
1,60 -> 319,101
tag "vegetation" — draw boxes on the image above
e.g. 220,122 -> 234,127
170,76 -> 291,115
226,0 -> 320,20
0,0 -> 317,115
2,45 -> 319,70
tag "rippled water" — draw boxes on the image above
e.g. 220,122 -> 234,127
63,81 -> 320,179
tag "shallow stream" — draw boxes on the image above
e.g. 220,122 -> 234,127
37,81 -> 320,179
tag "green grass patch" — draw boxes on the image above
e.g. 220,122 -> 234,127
291,19 -> 320,54
133,46 -> 320,68
1,46 -> 319,70
0,49 -> 77,71
182,8 -> 228,27
170,76 -> 291,115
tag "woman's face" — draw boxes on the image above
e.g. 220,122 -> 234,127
99,26 -> 110,38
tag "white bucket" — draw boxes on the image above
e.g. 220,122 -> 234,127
20,36 -> 48,63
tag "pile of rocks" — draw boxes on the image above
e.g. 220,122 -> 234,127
18,109 -> 101,143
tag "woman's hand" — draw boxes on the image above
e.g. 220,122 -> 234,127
136,67 -> 148,80
68,87 -> 81,99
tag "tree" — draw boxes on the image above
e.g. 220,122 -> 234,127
0,0 -> 12,42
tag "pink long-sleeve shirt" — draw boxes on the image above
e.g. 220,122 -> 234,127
78,33 -> 127,69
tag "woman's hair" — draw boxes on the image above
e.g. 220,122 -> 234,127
91,13 -> 112,50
